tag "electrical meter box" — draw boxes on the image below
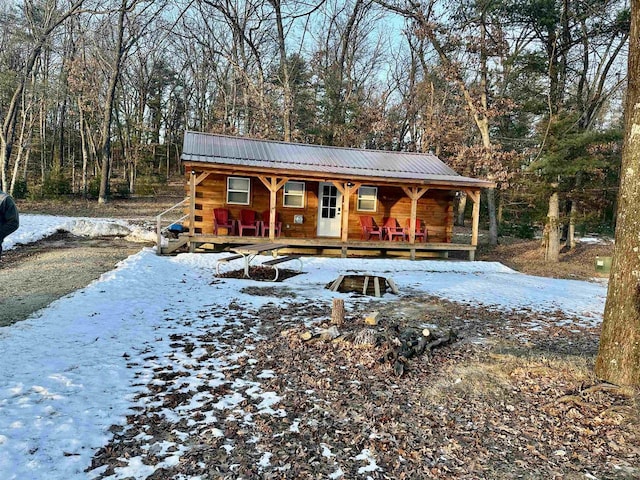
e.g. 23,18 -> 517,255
595,256 -> 612,274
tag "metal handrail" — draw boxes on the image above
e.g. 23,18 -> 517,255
156,198 -> 188,254
157,198 -> 188,218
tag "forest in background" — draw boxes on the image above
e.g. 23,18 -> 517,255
0,0 -> 630,249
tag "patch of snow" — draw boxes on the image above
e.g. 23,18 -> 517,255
112,456 -> 157,479
579,236 -> 613,245
321,443 -> 335,458
258,452 -> 272,469
329,467 -> 345,479
289,419 -> 301,433
3,214 -> 154,251
354,448 -> 381,474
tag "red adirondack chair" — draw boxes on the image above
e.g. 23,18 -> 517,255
261,210 -> 282,237
238,209 -> 259,236
384,217 -> 406,241
404,218 -> 427,242
213,208 -> 235,235
359,215 -> 383,240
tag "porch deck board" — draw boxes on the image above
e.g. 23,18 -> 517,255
187,234 -> 473,250
170,234 -> 476,259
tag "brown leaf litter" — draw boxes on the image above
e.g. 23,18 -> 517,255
86,295 -> 639,480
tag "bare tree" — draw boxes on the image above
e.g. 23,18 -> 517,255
97,0 -> 168,203
375,0 -> 510,245
97,0 -> 127,203
309,0 -> 388,146
198,0 -> 274,137
269,0 -> 293,140
0,0 -> 86,192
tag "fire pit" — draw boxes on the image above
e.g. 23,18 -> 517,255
326,274 -> 399,297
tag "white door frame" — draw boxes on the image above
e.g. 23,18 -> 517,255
317,182 -> 342,237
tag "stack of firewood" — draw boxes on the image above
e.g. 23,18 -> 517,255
377,324 -> 458,377
292,299 -> 458,377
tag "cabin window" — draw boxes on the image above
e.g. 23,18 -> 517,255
283,181 -> 305,208
227,176 -> 251,205
357,186 -> 378,212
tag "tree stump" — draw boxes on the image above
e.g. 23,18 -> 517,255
331,298 -> 345,325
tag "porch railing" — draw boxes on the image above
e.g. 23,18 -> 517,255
155,198 -> 188,254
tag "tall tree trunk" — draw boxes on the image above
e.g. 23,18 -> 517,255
270,0 -> 293,142
415,3 -> 500,246
478,11 -> 498,246
456,193 -> 467,226
56,21 -> 73,173
545,189 -> 560,262
98,1 -> 127,204
39,92 -> 47,183
487,186 -> 498,244
566,200 -> 576,248
8,78 -> 35,196
595,0 -> 640,386
78,103 -> 89,199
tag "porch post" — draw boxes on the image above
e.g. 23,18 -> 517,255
467,189 -> 481,260
189,170 -> 196,252
269,186 -> 277,239
401,186 -> 429,244
332,181 -> 361,243
258,176 -> 288,240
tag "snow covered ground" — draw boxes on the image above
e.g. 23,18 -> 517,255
0,216 -> 608,479
3,214 -> 156,250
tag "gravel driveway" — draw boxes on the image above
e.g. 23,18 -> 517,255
0,232 -> 148,326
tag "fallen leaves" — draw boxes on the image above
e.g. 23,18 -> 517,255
86,294 -> 640,480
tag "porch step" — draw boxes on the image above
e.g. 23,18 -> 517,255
160,236 -> 189,255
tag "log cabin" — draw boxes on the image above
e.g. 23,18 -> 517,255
157,131 -> 494,259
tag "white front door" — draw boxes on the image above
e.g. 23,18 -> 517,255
317,182 -> 342,237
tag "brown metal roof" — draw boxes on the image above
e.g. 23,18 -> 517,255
181,131 -> 493,188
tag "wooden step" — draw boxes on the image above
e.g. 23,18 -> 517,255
160,237 -> 189,255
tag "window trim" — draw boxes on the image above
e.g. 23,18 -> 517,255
357,186 -> 378,212
226,176 -> 251,205
282,181 -> 306,208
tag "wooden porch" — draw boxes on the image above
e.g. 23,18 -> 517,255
161,233 -> 478,260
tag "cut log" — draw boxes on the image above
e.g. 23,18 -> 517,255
300,326 -> 340,342
300,331 -> 315,341
331,298 -> 345,325
316,325 -> 340,341
364,311 -> 379,326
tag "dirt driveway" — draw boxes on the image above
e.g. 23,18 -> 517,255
0,232 -> 149,326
